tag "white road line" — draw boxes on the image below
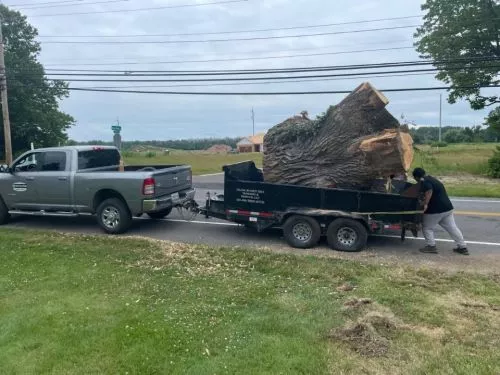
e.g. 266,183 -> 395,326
160,218 -> 500,247
452,199 -> 500,204
373,235 -> 500,247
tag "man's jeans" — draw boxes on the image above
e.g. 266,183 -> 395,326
423,210 -> 467,248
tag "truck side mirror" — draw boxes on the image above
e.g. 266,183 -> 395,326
0,164 -> 9,173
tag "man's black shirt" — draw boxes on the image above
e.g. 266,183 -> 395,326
421,175 -> 454,214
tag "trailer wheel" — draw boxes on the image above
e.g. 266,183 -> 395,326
283,215 -> 321,249
327,219 -> 368,252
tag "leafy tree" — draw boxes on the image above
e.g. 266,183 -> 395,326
414,0 -> 500,110
443,129 -> 466,143
486,107 -> 500,133
0,5 -> 74,159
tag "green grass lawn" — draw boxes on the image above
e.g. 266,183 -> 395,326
411,143 -> 498,176
123,151 -> 262,175
1,230 -> 500,374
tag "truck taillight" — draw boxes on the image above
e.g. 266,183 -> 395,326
187,170 -> 192,183
143,177 -> 155,196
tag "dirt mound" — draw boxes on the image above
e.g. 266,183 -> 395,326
331,299 -> 445,357
343,298 -> 372,309
206,144 -> 232,154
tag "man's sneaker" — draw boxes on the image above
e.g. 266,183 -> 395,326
419,245 -> 438,254
453,246 -> 469,256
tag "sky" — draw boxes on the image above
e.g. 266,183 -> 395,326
4,0 -> 496,141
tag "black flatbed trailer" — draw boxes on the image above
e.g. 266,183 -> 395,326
202,161 -> 423,252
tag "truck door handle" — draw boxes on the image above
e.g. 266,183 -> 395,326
25,177 -> 35,181
58,177 -> 68,181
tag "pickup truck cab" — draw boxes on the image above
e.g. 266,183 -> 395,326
0,146 -> 195,233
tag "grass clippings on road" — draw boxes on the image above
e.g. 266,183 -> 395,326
1,230 -> 499,374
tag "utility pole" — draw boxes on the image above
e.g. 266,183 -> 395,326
0,19 -> 12,165
251,107 -> 255,135
438,93 -> 442,142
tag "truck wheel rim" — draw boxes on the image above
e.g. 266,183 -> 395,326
292,222 -> 312,242
337,227 -> 357,246
102,206 -> 120,229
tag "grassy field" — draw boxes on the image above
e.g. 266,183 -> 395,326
1,230 -> 500,374
123,151 -> 262,176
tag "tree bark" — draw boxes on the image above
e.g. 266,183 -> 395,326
263,82 -> 414,190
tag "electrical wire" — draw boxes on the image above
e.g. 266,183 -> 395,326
62,84 -> 500,95
37,15 -> 423,38
12,0 -> 130,10
34,56 -> 500,75
20,66 -> 499,82
25,0 -> 249,17
39,25 -> 420,43
42,46 -> 417,66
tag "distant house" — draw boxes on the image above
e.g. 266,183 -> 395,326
237,133 -> 265,153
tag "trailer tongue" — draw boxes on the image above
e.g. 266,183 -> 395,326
200,161 -> 423,252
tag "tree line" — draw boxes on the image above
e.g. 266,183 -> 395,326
67,137 -> 242,151
410,126 -> 499,145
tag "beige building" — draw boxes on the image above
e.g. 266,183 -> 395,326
237,133 -> 265,153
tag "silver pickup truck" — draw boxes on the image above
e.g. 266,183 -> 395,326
0,146 -> 195,233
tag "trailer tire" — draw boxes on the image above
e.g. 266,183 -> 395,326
96,198 -> 132,234
283,215 -> 321,249
147,207 -> 173,220
0,197 -> 10,225
327,219 -> 368,252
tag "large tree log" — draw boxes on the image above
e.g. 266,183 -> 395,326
263,82 -> 414,190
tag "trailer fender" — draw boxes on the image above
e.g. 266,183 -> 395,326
280,208 -> 369,231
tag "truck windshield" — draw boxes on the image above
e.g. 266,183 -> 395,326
78,149 -> 120,170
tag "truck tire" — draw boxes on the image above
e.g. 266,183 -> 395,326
327,218 -> 368,252
96,198 -> 132,234
282,215 -> 321,249
0,197 -> 9,225
147,207 -> 173,220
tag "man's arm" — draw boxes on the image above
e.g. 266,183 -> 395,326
421,181 -> 433,212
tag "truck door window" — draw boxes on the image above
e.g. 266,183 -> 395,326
13,152 -> 42,172
41,152 -> 67,172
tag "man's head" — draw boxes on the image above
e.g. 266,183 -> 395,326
412,167 -> 426,181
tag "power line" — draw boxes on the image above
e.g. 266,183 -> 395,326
55,72 -> 439,89
62,84 -> 500,95
37,15 -> 423,38
13,0 -> 130,10
39,39 -> 412,63
43,46 -> 417,66
25,65 -> 500,82
6,0 -> 94,6
36,56 -> 500,74
25,0 -> 249,17
39,25 -> 419,43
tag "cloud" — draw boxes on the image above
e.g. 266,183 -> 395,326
7,0 -> 491,141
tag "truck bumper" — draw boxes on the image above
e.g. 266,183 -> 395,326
142,188 -> 196,213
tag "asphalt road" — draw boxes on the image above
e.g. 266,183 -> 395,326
5,173 -> 500,260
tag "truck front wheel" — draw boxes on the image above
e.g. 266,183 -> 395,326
96,198 -> 132,234
327,219 -> 368,252
0,197 -> 10,225
282,215 -> 321,249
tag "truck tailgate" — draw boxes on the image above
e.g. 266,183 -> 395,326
152,166 -> 192,196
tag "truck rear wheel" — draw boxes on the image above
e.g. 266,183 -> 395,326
327,218 -> 368,252
147,207 -> 173,220
96,198 -> 132,234
282,215 -> 321,249
0,197 -> 10,225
